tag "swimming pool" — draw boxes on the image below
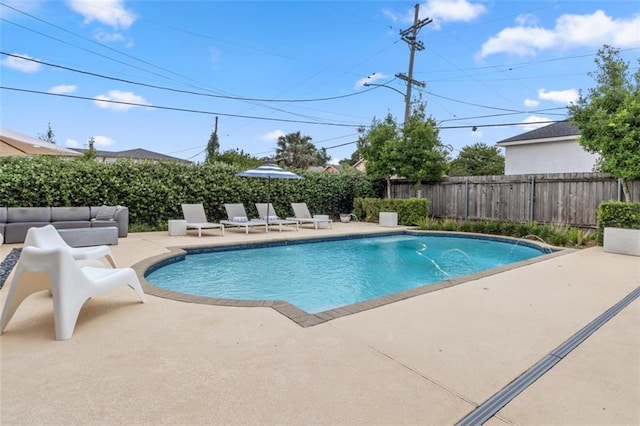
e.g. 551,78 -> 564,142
145,233 -> 548,315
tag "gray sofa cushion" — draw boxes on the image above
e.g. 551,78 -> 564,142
4,222 -> 51,243
7,207 -> 51,223
51,207 -> 91,222
57,227 -> 118,247
0,207 -> 6,239
53,222 -> 92,230
94,205 -> 117,221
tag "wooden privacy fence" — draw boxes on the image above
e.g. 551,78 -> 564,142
390,173 -> 640,228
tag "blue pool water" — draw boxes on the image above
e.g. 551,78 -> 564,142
146,234 -> 546,313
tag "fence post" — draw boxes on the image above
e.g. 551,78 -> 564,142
464,178 -> 469,220
618,178 -> 622,201
529,175 -> 535,222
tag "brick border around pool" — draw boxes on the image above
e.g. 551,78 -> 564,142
132,232 -> 572,327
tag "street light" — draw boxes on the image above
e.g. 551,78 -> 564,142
363,82 -> 406,98
363,82 -> 411,124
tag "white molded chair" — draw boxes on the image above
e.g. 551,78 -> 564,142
287,203 -> 333,230
24,224 -> 117,268
255,203 -> 299,232
181,204 -> 225,237
220,204 -> 268,234
0,246 -> 146,341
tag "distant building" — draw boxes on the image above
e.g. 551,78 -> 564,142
353,159 -> 366,173
496,120 -> 597,175
307,164 -> 344,173
72,148 -> 192,164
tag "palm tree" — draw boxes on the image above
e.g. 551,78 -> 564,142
275,131 -> 318,169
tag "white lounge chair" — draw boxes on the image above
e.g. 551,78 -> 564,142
24,224 -> 117,268
181,204 -> 225,237
0,246 -> 146,340
287,203 -> 333,230
255,203 -> 299,232
220,203 -> 268,234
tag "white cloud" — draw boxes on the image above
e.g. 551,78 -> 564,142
524,98 -> 539,107
515,13 -> 537,27
94,29 -> 126,43
65,138 -> 80,148
92,135 -> 114,147
67,0 -> 136,29
520,115 -> 552,131
49,84 -> 77,95
0,53 -> 41,73
355,72 -> 389,89
385,0 -> 486,27
93,90 -> 149,111
261,130 -> 285,142
479,10 -> 640,58
421,0 -> 487,25
538,88 -> 579,105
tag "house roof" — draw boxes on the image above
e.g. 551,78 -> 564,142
72,148 -> 191,164
496,120 -> 581,146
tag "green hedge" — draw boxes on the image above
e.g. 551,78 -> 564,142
596,201 -> 640,245
353,197 -> 429,226
0,157 -> 383,228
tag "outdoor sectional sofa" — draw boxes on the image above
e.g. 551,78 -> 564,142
0,206 -> 128,245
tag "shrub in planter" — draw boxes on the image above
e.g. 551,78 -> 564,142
596,201 -> 640,245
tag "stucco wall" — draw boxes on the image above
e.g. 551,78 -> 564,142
503,139 -> 598,175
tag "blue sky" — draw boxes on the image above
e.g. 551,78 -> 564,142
1,0 -> 639,163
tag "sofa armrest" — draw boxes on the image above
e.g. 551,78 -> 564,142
113,206 -> 129,237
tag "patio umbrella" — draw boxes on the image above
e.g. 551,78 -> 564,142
236,163 -> 302,224
0,127 -> 81,157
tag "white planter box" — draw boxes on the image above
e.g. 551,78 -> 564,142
603,227 -> 640,256
379,212 -> 398,227
313,215 -> 331,229
168,219 -> 188,236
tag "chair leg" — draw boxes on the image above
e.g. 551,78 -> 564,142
123,269 -> 146,303
0,272 -> 51,335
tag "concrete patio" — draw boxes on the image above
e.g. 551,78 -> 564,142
1,221 -> 638,425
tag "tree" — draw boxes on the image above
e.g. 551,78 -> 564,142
358,100 -> 450,197
397,101 -> 450,182
315,147 -> 330,167
357,114 -> 401,197
275,131 -> 328,169
82,137 -> 96,160
38,123 -> 56,144
568,45 -> 640,201
205,118 -> 220,163
449,143 -> 505,176
216,148 -> 262,169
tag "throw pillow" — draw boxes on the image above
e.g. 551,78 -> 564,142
94,205 -> 117,221
232,216 -> 248,223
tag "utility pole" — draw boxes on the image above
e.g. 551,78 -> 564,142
396,3 -> 431,124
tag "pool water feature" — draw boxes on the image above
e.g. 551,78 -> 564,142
145,233 -> 548,314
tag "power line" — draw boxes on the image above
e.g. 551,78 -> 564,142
0,86 -> 366,128
0,53 -> 379,104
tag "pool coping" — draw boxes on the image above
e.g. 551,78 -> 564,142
132,230 -> 573,327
